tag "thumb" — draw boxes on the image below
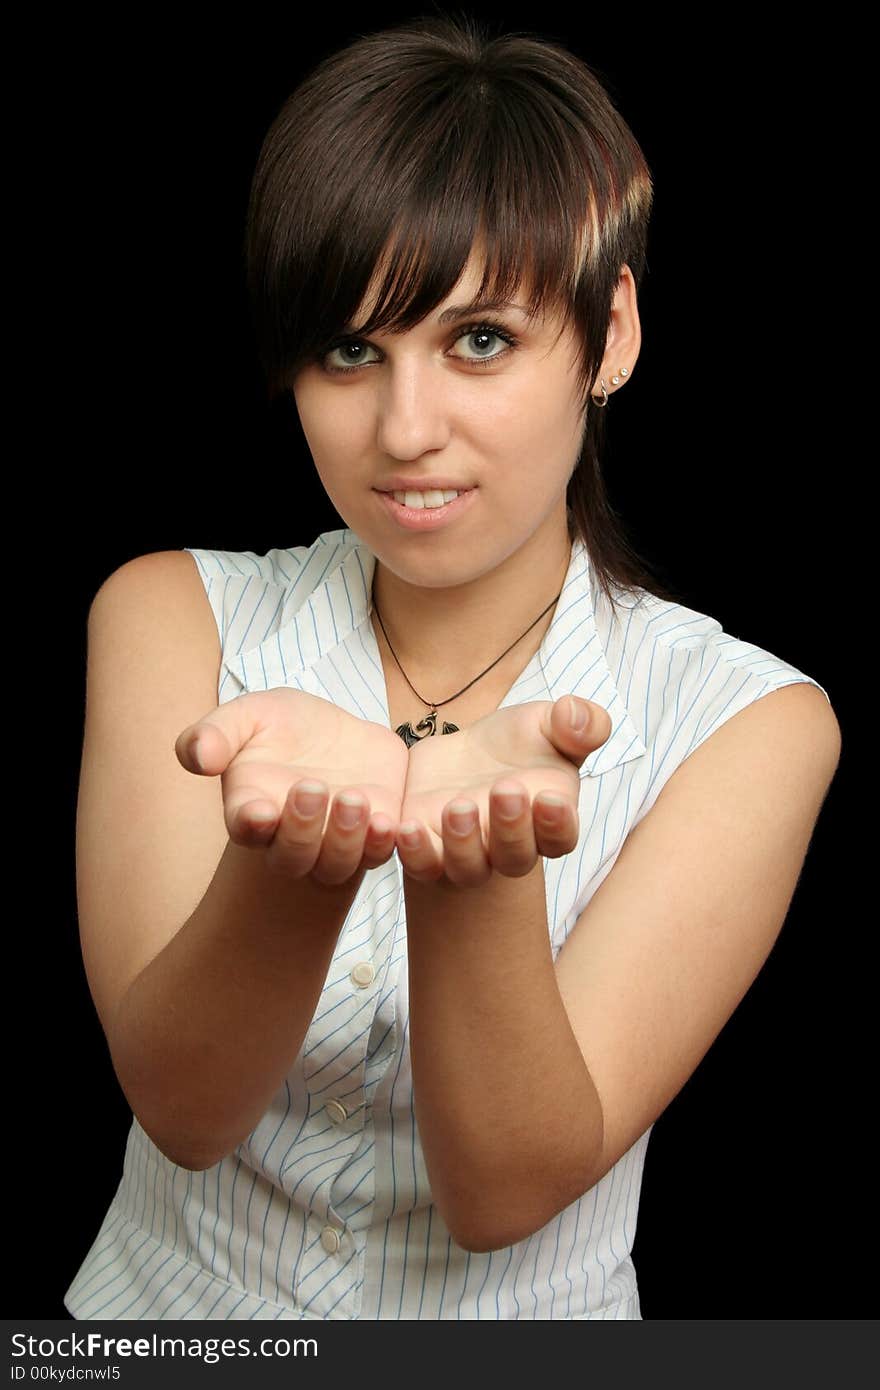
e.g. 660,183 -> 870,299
548,696 -> 609,766
174,693 -> 254,777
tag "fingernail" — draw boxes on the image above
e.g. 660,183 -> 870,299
336,795 -> 365,828
190,735 -> 205,772
567,696 -> 588,732
294,782 -> 326,816
495,791 -> 524,819
399,822 -> 421,847
449,802 -> 477,833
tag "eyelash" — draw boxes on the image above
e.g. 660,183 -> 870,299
319,319 -> 520,375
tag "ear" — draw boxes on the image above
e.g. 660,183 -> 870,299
598,265 -> 642,390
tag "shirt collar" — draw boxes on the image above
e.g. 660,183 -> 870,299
225,529 -> 646,779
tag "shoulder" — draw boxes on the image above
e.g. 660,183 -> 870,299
181,527 -> 354,594
90,550 -> 212,629
595,581 -> 838,794
671,677 -> 841,788
92,531 -> 363,705
177,527 -> 356,648
611,582 -> 833,710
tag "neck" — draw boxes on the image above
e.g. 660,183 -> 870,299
370,512 -> 572,694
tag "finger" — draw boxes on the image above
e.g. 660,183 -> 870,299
396,820 -> 445,883
310,789 -> 374,887
175,692 -> 265,777
542,696 -> 612,768
532,791 -> 580,857
440,799 -> 492,888
262,779 -> 330,873
264,786 -> 396,878
361,811 -> 398,869
487,781 -> 537,878
226,787 -> 285,845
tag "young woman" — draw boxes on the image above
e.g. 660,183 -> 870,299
64,14 -> 841,1320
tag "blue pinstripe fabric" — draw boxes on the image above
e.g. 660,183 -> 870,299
65,528 -> 830,1320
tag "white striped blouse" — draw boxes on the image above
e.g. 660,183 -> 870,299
64,527 -> 831,1321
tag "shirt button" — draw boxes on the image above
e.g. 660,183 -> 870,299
350,961 -> 375,987
325,1099 -> 348,1124
320,1226 -> 341,1254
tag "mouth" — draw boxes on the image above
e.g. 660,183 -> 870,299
374,485 -> 479,530
373,485 -> 476,500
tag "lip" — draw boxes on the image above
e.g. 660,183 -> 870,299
374,486 -> 478,531
375,477 -> 474,493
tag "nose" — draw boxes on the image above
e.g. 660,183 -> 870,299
373,357 -> 451,460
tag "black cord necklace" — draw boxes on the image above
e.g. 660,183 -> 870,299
372,588 -> 563,747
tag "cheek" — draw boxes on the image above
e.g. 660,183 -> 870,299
488,377 -> 574,440
533,397 -> 584,472
298,399 -> 366,464
490,395 -> 580,473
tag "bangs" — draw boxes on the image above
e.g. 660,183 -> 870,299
339,220 -> 555,334
315,211 -> 577,360
244,16 -> 652,402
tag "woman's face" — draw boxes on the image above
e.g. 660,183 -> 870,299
291,248 -> 629,590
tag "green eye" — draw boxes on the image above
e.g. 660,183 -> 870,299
320,320 -> 520,375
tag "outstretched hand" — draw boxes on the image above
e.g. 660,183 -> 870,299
176,688 -> 610,890
394,695 -> 612,887
175,688 -> 410,887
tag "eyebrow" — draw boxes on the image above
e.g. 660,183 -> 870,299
343,300 -> 529,335
436,299 -> 529,325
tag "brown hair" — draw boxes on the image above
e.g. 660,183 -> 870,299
244,10 -> 685,610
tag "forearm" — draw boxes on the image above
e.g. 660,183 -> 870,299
405,858 -> 603,1251
108,839 -> 365,1170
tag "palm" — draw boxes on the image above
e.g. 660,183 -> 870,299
400,701 -> 582,851
220,688 -> 410,827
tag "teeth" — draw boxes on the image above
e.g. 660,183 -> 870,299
392,489 -> 460,509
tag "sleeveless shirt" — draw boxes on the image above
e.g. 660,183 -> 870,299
64,528 -> 831,1320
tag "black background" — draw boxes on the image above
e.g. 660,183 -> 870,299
18,6 -> 862,1319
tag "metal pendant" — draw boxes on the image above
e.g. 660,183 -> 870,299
395,709 -> 460,747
